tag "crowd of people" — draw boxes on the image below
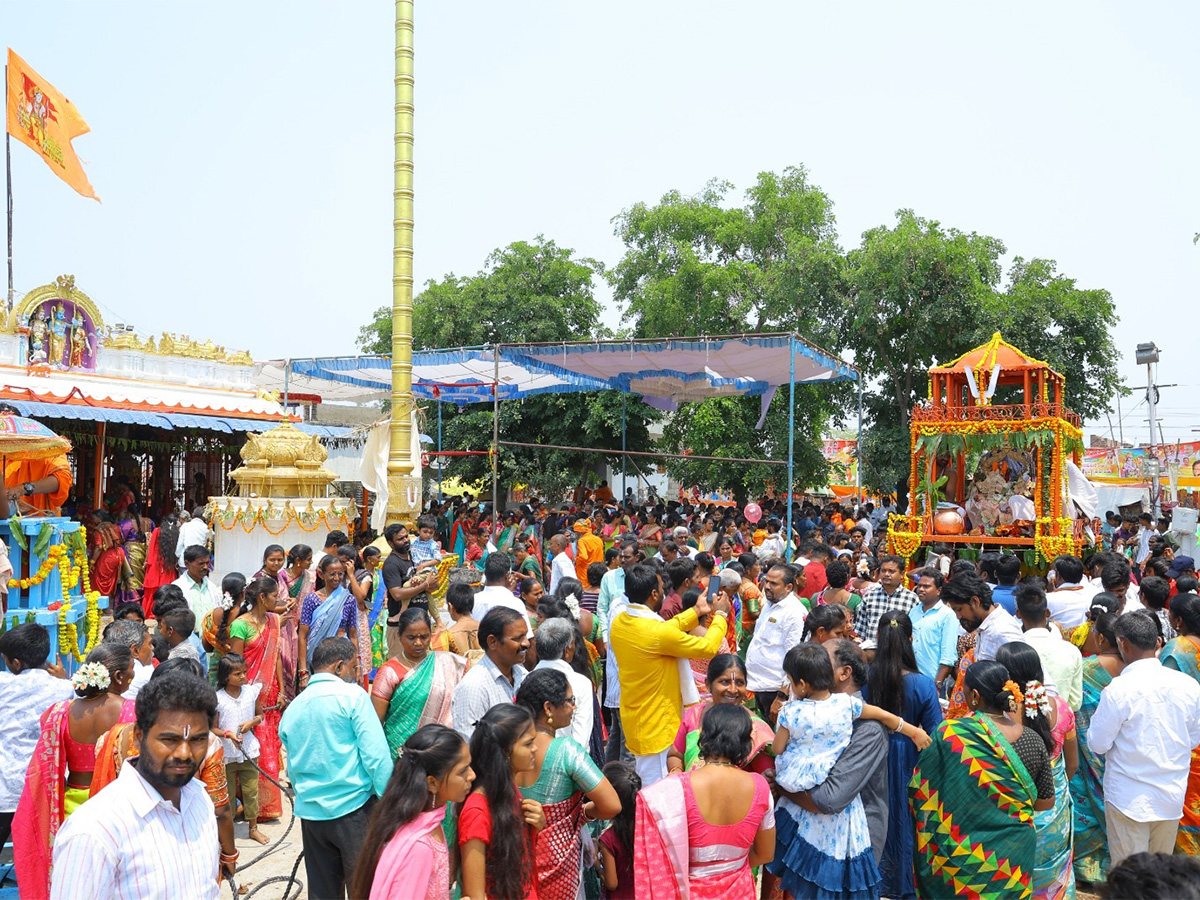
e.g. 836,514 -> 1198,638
1,490 -> 1200,899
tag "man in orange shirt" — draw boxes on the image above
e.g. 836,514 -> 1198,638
4,455 -> 71,515
573,515 -> 604,585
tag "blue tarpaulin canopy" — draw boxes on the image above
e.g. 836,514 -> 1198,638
260,335 -> 861,550
263,333 -> 856,408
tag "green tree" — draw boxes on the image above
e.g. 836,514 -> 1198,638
839,210 -> 1005,492
359,236 -> 658,500
358,236 -> 603,353
983,257 -> 1121,422
609,166 -> 850,496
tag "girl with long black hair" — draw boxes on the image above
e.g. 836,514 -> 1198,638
459,704 -> 545,900
350,723 -> 475,899
863,610 -> 942,900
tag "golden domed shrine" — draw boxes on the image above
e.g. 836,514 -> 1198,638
229,421 -> 338,498
212,422 -> 355,579
887,333 -> 1085,564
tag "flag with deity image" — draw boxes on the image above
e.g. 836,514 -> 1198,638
6,48 -> 99,201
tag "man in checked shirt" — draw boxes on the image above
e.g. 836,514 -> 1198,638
854,554 -> 919,649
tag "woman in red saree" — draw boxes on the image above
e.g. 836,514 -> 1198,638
228,575 -> 287,821
89,520 -> 129,603
13,644 -> 136,900
141,514 -> 181,618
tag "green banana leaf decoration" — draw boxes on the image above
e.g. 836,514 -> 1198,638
32,523 -> 54,559
8,517 -> 26,552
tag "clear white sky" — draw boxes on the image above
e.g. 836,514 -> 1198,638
3,1 -> 1198,444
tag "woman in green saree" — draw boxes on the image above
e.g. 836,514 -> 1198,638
370,607 -> 466,757
514,540 -> 543,587
911,660 -> 1051,900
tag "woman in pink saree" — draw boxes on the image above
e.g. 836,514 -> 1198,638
13,644 -> 136,900
277,544 -> 314,702
634,704 -> 776,900
228,575 -> 286,821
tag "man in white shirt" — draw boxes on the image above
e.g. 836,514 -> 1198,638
942,573 -> 1023,663
174,508 -> 211,562
172,545 -> 223,622
548,534 -> 575,594
670,526 -> 696,558
471,552 -> 532,636
51,669 -> 223,899
532,618 -> 594,748
0,625 -> 73,850
1089,610 -> 1200,866
746,563 -> 808,724
1015,584 -> 1081,709
450,607 -> 529,741
1046,555 -> 1098,630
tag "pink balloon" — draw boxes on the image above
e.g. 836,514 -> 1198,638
744,502 -> 763,524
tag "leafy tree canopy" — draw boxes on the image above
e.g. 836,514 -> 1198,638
360,172 -> 1123,502
608,166 -> 851,496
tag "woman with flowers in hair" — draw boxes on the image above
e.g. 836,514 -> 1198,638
996,641 -> 1077,899
13,642 -> 136,898
910,659 -> 1052,900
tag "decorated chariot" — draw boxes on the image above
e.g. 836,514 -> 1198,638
887,333 -> 1085,567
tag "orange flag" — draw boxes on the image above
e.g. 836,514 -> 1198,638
6,49 -> 99,201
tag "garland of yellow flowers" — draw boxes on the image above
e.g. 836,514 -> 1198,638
213,506 -> 354,536
886,513 -> 925,562
57,527 -> 102,662
7,544 -> 66,590
1034,517 -> 1080,564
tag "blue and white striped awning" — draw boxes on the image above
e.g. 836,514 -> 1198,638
271,349 -> 611,405
4,400 -> 280,433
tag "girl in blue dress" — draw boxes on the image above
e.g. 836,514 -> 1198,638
767,643 -> 931,899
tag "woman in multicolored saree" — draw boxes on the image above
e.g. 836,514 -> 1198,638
277,543 -> 314,701
1068,609 -> 1122,885
1161,592 -> 1200,854
997,641 -> 1078,900
371,608 -> 465,757
228,575 -> 287,821
666,653 -> 775,776
515,668 -> 621,900
13,643 -> 136,899
910,660 -> 1050,900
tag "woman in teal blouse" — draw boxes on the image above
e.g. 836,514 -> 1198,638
515,669 -> 621,900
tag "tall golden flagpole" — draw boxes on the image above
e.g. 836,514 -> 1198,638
387,0 -> 420,524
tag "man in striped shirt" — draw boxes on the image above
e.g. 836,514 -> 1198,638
50,671 -> 221,899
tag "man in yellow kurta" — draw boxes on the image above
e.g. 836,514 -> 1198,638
610,562 -> 732,786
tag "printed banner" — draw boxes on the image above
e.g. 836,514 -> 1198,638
1083,442 -> 1200,480
822,439 -> 858,485
6,48 -> 99,200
